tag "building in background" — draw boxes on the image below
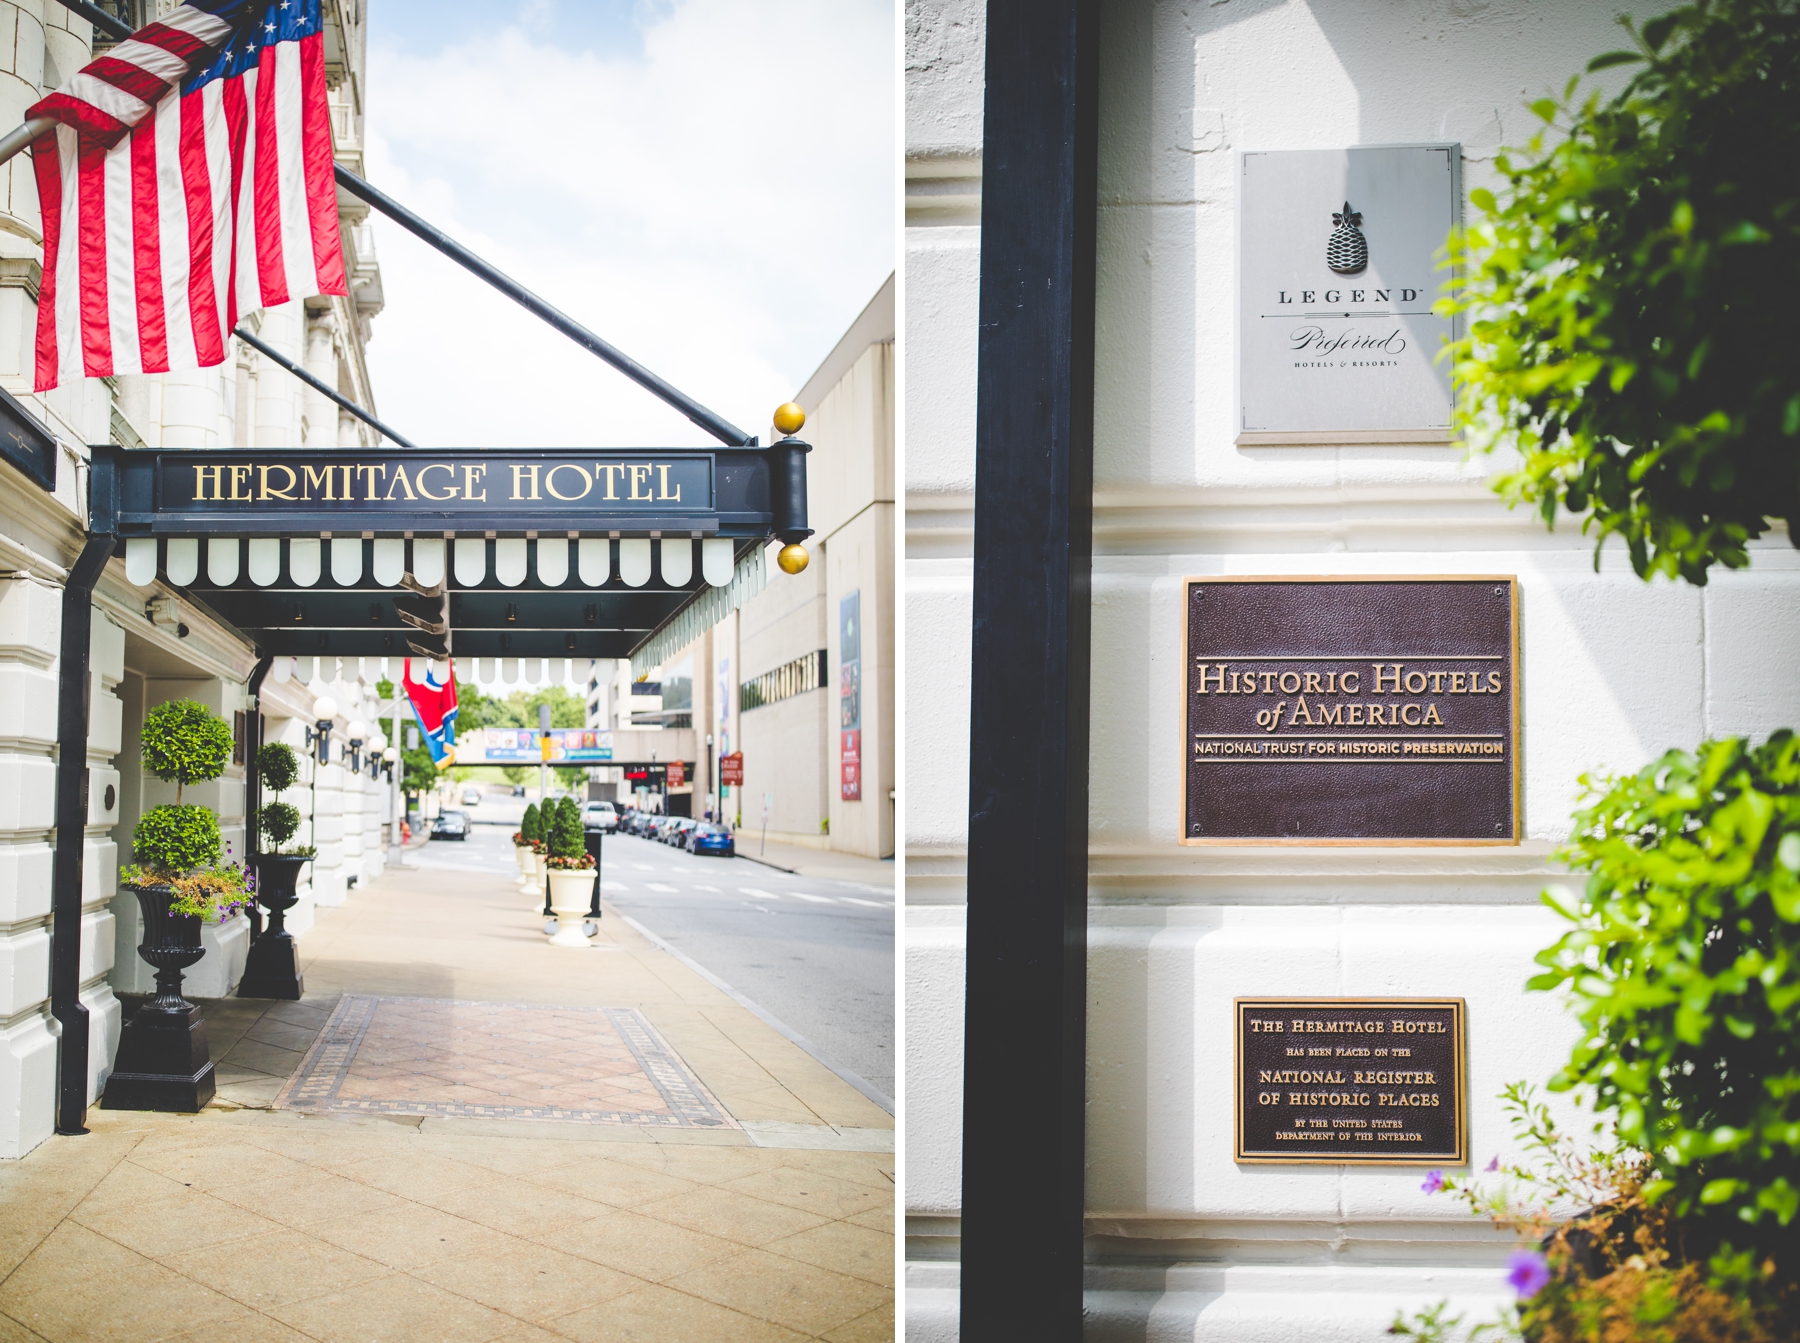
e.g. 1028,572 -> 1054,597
618,278 -> 894,854
0,0 -> 388,1158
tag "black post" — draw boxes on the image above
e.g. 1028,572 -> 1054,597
771,437 -> 814,544
51,532 -> 116,1135
242,654 -> 272,945
960,1 -> 1099,1338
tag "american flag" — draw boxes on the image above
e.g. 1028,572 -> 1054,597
27,0 -> 347,392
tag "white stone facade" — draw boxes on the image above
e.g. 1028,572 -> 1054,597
0,0 -> 386,1160
904,1 -> 1800,1338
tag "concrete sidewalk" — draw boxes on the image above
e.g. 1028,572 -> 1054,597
0,862 -> 893,1342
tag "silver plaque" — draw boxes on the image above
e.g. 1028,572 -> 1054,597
1238,145 -> 1460,444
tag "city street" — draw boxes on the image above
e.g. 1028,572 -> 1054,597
416,816 -> 896,1108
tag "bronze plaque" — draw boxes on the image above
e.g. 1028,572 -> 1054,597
1234,998 -> 1466,1164
1182,576 -> 1520,844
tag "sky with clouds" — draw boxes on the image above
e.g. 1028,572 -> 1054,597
358,0 -> 895,449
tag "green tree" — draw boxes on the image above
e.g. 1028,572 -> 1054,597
1445,0 -> 1800,584
141,699 -> 233,804
130,698 -> 233,879
253,743 -> 310,856
549,797 -> 584,860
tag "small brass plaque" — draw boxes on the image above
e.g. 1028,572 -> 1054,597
1235,997 -> 1466,1165
1182,576 -> 1521,844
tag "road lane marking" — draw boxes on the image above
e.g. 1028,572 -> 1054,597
839,897 -> 892,908
602,881 -> 627,891
647,884 -> 679,893
739,888 -> 781,899
693,885 -> 721,893
789,893 -> 836,904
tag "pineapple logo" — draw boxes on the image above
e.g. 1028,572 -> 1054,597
1326,201 -> 1368,275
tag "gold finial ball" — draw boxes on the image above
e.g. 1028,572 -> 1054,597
776,543 -> 809,575
773,402 -> 806,436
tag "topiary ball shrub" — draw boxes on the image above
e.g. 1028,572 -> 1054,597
141,699 -> 233,803
131,803 -> 222,880
257,801 -> 303,852
1530,730 -> 1800,1277
257,741 -> 299,794
520,802 -> 542,848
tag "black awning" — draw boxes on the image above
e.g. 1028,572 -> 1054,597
90,440 -> 810,660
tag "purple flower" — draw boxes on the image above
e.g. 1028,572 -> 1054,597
1420,1170 -> 1446,1195
1506,1249 -> 1551,1299
1485,1155 -> 1500,1172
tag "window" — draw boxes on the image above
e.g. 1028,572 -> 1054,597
740,650 -> 828,713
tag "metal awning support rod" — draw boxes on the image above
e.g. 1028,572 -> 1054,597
332,165 -> 754,448
232,326 -> 415,447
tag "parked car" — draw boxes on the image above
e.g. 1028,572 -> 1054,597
461,787 -> 483,806
686,823 -> 734,856
583,801 -> 619,833
430,810 -> 470,841
666,817 -> 698,845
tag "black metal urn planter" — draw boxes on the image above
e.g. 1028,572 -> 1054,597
106,881 -> 216,1111
104,698 -> 243,1113
238,743 -> 313,1000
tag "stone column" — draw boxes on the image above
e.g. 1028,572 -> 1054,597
0,566 -> 126,1155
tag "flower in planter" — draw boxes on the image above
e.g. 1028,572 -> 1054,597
1421,1171 -> 1447,1195
1506,1249 -> 1550,1300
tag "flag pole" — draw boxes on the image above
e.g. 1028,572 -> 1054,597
30,0 -> 758,450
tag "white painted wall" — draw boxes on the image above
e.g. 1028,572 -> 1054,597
0,0 -> 386,1158
904,0 -> 1800,1336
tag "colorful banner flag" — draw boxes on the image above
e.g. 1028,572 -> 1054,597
401,659 -> 458,769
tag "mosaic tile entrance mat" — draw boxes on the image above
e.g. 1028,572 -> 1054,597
273,996 -> 736,1128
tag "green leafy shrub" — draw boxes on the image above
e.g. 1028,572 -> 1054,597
546,796 -> 593,870
252,742 -> 313,857
256,742 -> 299,794
141,699 -> 233,802
520,802 -> 542,850
1529,731 -> 1800,1272
256,801 -> 303,852
1442,0 -> 1800,585
130,803 -> 221,878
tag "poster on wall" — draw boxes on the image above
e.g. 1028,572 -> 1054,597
1238,144 -> 1460,444
840,591 -> 862,801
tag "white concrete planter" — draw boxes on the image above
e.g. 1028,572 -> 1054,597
515,845 -> 534,890
545,869 -> 595,948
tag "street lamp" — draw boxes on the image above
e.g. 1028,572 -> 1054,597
306,695 -> 338,764
369,731 -> 387,779
346,719 -> 369,772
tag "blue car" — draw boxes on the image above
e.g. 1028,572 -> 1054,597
686,823 -> 735,856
